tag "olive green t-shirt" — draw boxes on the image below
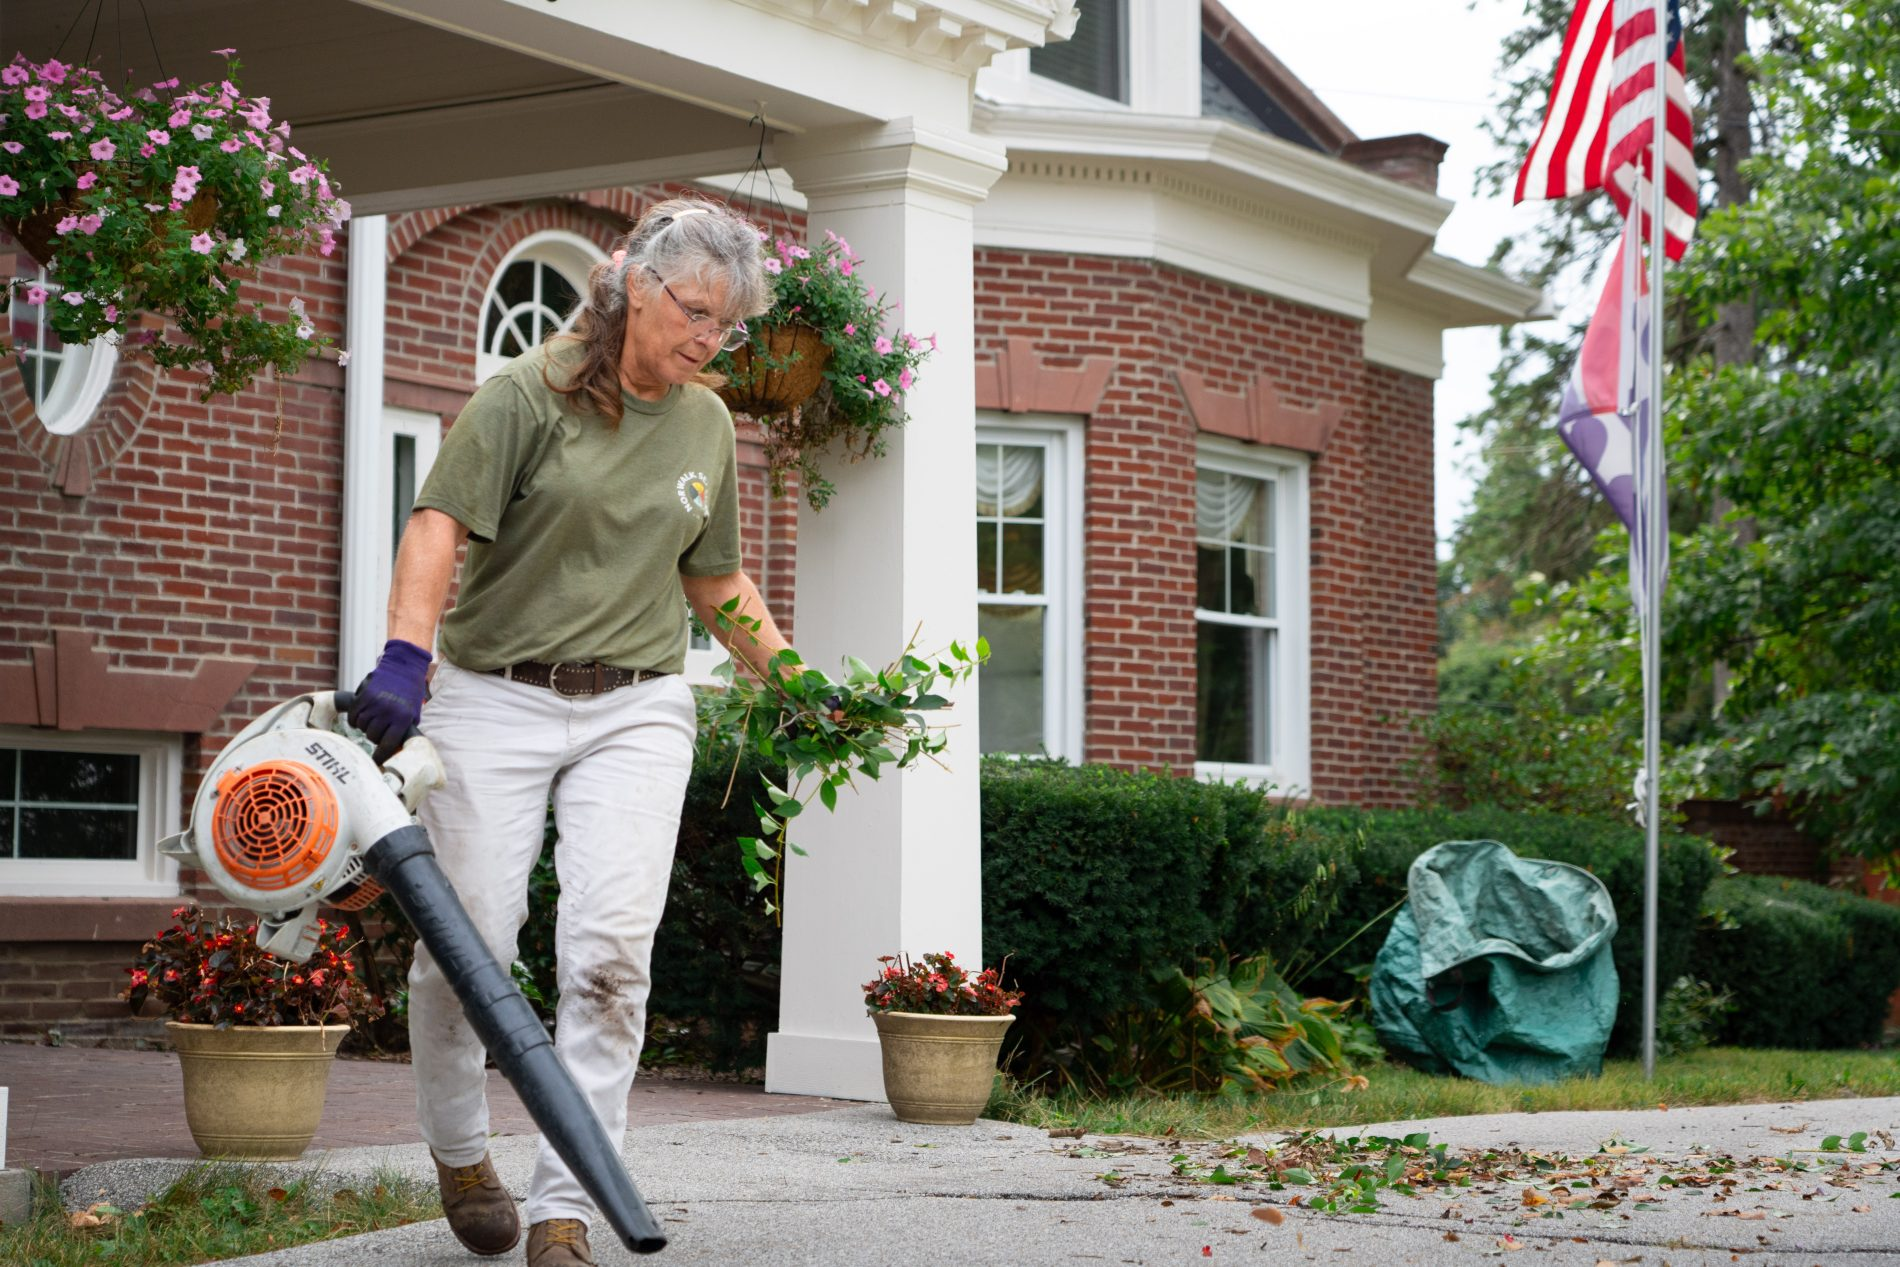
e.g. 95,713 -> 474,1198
414,341 -> 742,674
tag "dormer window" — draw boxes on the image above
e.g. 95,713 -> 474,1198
1030,0 -> 1128,103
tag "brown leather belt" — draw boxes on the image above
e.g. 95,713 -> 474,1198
487,660 -> 668,697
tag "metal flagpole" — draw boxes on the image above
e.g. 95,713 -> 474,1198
1639,0 -> 1670,1080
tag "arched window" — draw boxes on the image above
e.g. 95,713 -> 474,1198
475,231 -> 603,383
11,267 -> 118,436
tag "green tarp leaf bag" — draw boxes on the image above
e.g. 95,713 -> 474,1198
1370,839 -> 1619,1084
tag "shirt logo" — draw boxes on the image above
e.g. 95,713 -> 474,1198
676,471 -> 709,515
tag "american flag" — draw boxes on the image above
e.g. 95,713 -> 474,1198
1515,0 -> 1698,259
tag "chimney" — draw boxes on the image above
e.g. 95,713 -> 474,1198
1340,134 -> 1449,194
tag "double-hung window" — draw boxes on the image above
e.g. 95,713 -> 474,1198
976,418 -> 1083,762
1194,439 -> 1309,790
0,729 -> 183,896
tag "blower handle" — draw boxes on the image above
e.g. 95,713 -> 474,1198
365,825 -> 668,1254
330,690 -> 421,767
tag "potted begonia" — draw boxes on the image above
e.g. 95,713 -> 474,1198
0,51 -> 349,399
712,229 -> 934,510
123,904 -> 382,1160
863,952 -> 1023,1125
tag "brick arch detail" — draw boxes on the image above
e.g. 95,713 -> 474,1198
1,310 -> 165,498
1171,368 -> 1345,455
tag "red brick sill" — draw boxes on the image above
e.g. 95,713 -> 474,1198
0,897 -> 184,943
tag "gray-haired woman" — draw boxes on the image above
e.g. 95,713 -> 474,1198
348,197 -> 790,1267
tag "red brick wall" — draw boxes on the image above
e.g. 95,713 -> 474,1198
971,248 -> 1435,803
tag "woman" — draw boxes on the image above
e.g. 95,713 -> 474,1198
349,197 -> 789,1267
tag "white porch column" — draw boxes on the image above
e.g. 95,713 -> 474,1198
338,214 -> 389,690
765,122 -> 1008,1101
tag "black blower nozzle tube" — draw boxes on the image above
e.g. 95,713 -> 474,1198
365,824 -> 667,1254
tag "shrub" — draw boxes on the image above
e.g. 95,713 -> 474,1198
978,759 -> 1344,1072
1292,805 -> 1723,1056
1693,875 -> 1900,1049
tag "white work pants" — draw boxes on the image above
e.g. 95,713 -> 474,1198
408,660 -> 697,1226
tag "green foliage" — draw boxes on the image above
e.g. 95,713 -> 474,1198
703,603 -> 985,911
1067,952 -> 1362,1097
1656,975 -> 1737,1058
0,1165 -> 438,1267
1294,805 -> 1724,1056
710,229 -> 932,509
1411,658 -> 1647,819
978,760 -> 1347,1073
0,54 -> 347,397
1693,874 -> 1900,1049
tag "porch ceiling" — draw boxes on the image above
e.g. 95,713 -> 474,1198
4,0 -> 862,214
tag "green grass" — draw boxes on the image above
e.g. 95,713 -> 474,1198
0,1163 -> 441,1267
987,1047 -> 1900,1140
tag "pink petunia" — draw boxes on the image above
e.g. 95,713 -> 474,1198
147,128 -> 170,145
89,137 -> 115,160
873,379 -> 892,397
220,137 -> 241,153
0,174 -> 17,196
875,336 -> 893,356
0,141 -> 18,154
76,171 -> 98,190
47,130 -> 69,140
171,165 -> 202,202
22,85 -> 48,103
77,213 -> 102,235
898,367 -> 914,390
23,285 -> 46,303
1,66 -> 26,87
843,323 -> 856,336
336,350 -> 351,368
189,232 -> 214,254
62,290 -> 85,305
192,124 -> 213,141
762,258 -> 782,275
138,143 -> 154,157
169,107 -> 191,128
103,304 -> 117,321
40,59 -> 68,84
213,48 -> 237,57
24,102 -> 47,120
54,214 -> 78,235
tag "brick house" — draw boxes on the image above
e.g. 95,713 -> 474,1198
0,0 -> 1538,1096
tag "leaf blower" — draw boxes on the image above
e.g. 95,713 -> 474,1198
158,690 -> 667,1254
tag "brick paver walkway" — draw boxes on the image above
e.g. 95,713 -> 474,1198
0,1043 -> 847,1176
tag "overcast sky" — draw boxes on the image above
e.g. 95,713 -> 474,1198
1220,0 -> 1560,553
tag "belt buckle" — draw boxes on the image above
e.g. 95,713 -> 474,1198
549,662 -> 591,698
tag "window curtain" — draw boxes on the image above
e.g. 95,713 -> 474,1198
977,446 -> 1045,518
1196,470 -> 1260,542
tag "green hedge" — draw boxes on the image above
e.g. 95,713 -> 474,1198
1693,875 -> 1900,1049
978,760 -> 1344,1070
1287,806 -> 1723,1057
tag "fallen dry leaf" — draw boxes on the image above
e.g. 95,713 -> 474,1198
68,1212 -> 102,1229
1047,1126 -> 1085,1139
1444,1231 -> 1461,1242
1251,1206 -> 1285,1226
1853,1205 -> 1872,1213
1770,1123 -> 1809,1134
1497,1234 -> 1526,1251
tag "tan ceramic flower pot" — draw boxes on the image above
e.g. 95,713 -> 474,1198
870,1011 -> 1015,1125
166,1021 -> 348,1160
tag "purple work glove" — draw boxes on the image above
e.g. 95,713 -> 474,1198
349,638 -> 432,764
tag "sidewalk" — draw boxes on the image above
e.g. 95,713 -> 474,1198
0,1042 -> 846,1176
33,1046 -> 1900,1267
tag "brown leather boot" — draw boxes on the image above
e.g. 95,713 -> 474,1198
430,1151 -> 520,1256
527,1218 -> 595,1267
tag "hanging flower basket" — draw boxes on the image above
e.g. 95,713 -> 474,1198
710,230 -> 934,511
0,51 -> 350,399
715,321 -> 832,416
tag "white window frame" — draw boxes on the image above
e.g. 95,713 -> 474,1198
16,266 -> 119,436
475,231 -> 603,385
377,406 -> 442,643
976,414 -> 1085,763
0,727 -> 182,897
1193,436 -> 1311,795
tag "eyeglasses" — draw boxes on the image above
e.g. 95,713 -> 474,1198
649,268 -> 749,352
